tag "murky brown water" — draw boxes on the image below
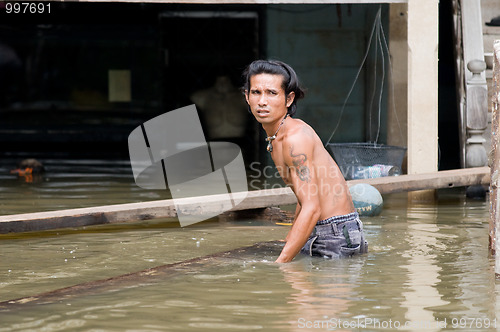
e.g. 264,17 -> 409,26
0,158 -> 169,215
0,159 -> 499,331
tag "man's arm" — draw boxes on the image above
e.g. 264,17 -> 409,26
285,202 -> 301,242
275,134 -> 321,263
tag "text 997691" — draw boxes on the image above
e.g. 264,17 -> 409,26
4,2 -> 51,14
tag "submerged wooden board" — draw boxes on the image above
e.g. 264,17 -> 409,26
0,241 -> 282,310
0,167 -> 490,234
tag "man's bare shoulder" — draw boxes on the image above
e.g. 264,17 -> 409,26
282,118 -> 317,147
284,119 -> 316,140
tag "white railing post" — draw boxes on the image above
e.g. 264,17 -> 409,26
465,60 -> 488,168
457,0 -> 488,168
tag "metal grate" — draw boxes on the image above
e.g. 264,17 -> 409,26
327,143 -> 406,180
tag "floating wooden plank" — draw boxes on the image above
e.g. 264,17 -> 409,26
0,241 -> 282,310
0,167 -> 490,234
351,166 -> 490,194
77,0 -> 408,4
0,188 -> 295,234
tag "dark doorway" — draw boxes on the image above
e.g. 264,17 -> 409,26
160,11 -> 260,164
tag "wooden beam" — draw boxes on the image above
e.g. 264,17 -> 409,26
75,0 -> 408,3
0,188 -> 296,234
0,167 -> 490,234
350,166 -> 490,193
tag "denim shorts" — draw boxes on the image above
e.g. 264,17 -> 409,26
300,211 -> 368,258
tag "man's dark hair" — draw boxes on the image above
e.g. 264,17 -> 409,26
242,60 -> 305,117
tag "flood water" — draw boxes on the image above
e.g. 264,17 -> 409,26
0,158 -> 499,331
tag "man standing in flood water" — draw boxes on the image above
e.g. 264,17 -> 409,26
243,60 -> 368,263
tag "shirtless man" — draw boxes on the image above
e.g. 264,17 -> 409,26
243,60 -> 368,263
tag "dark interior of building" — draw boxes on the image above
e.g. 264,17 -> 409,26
0,2 -> 263,161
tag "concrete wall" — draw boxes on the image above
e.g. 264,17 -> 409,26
265,4 -> 389,144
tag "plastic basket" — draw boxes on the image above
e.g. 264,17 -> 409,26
327,143 -> 406,180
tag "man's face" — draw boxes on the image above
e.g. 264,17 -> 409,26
245,73 -> 294,125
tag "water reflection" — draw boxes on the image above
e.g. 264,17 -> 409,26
400,196 -> 498,331
401,209 -> 449,331
279,258 -> 365,331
